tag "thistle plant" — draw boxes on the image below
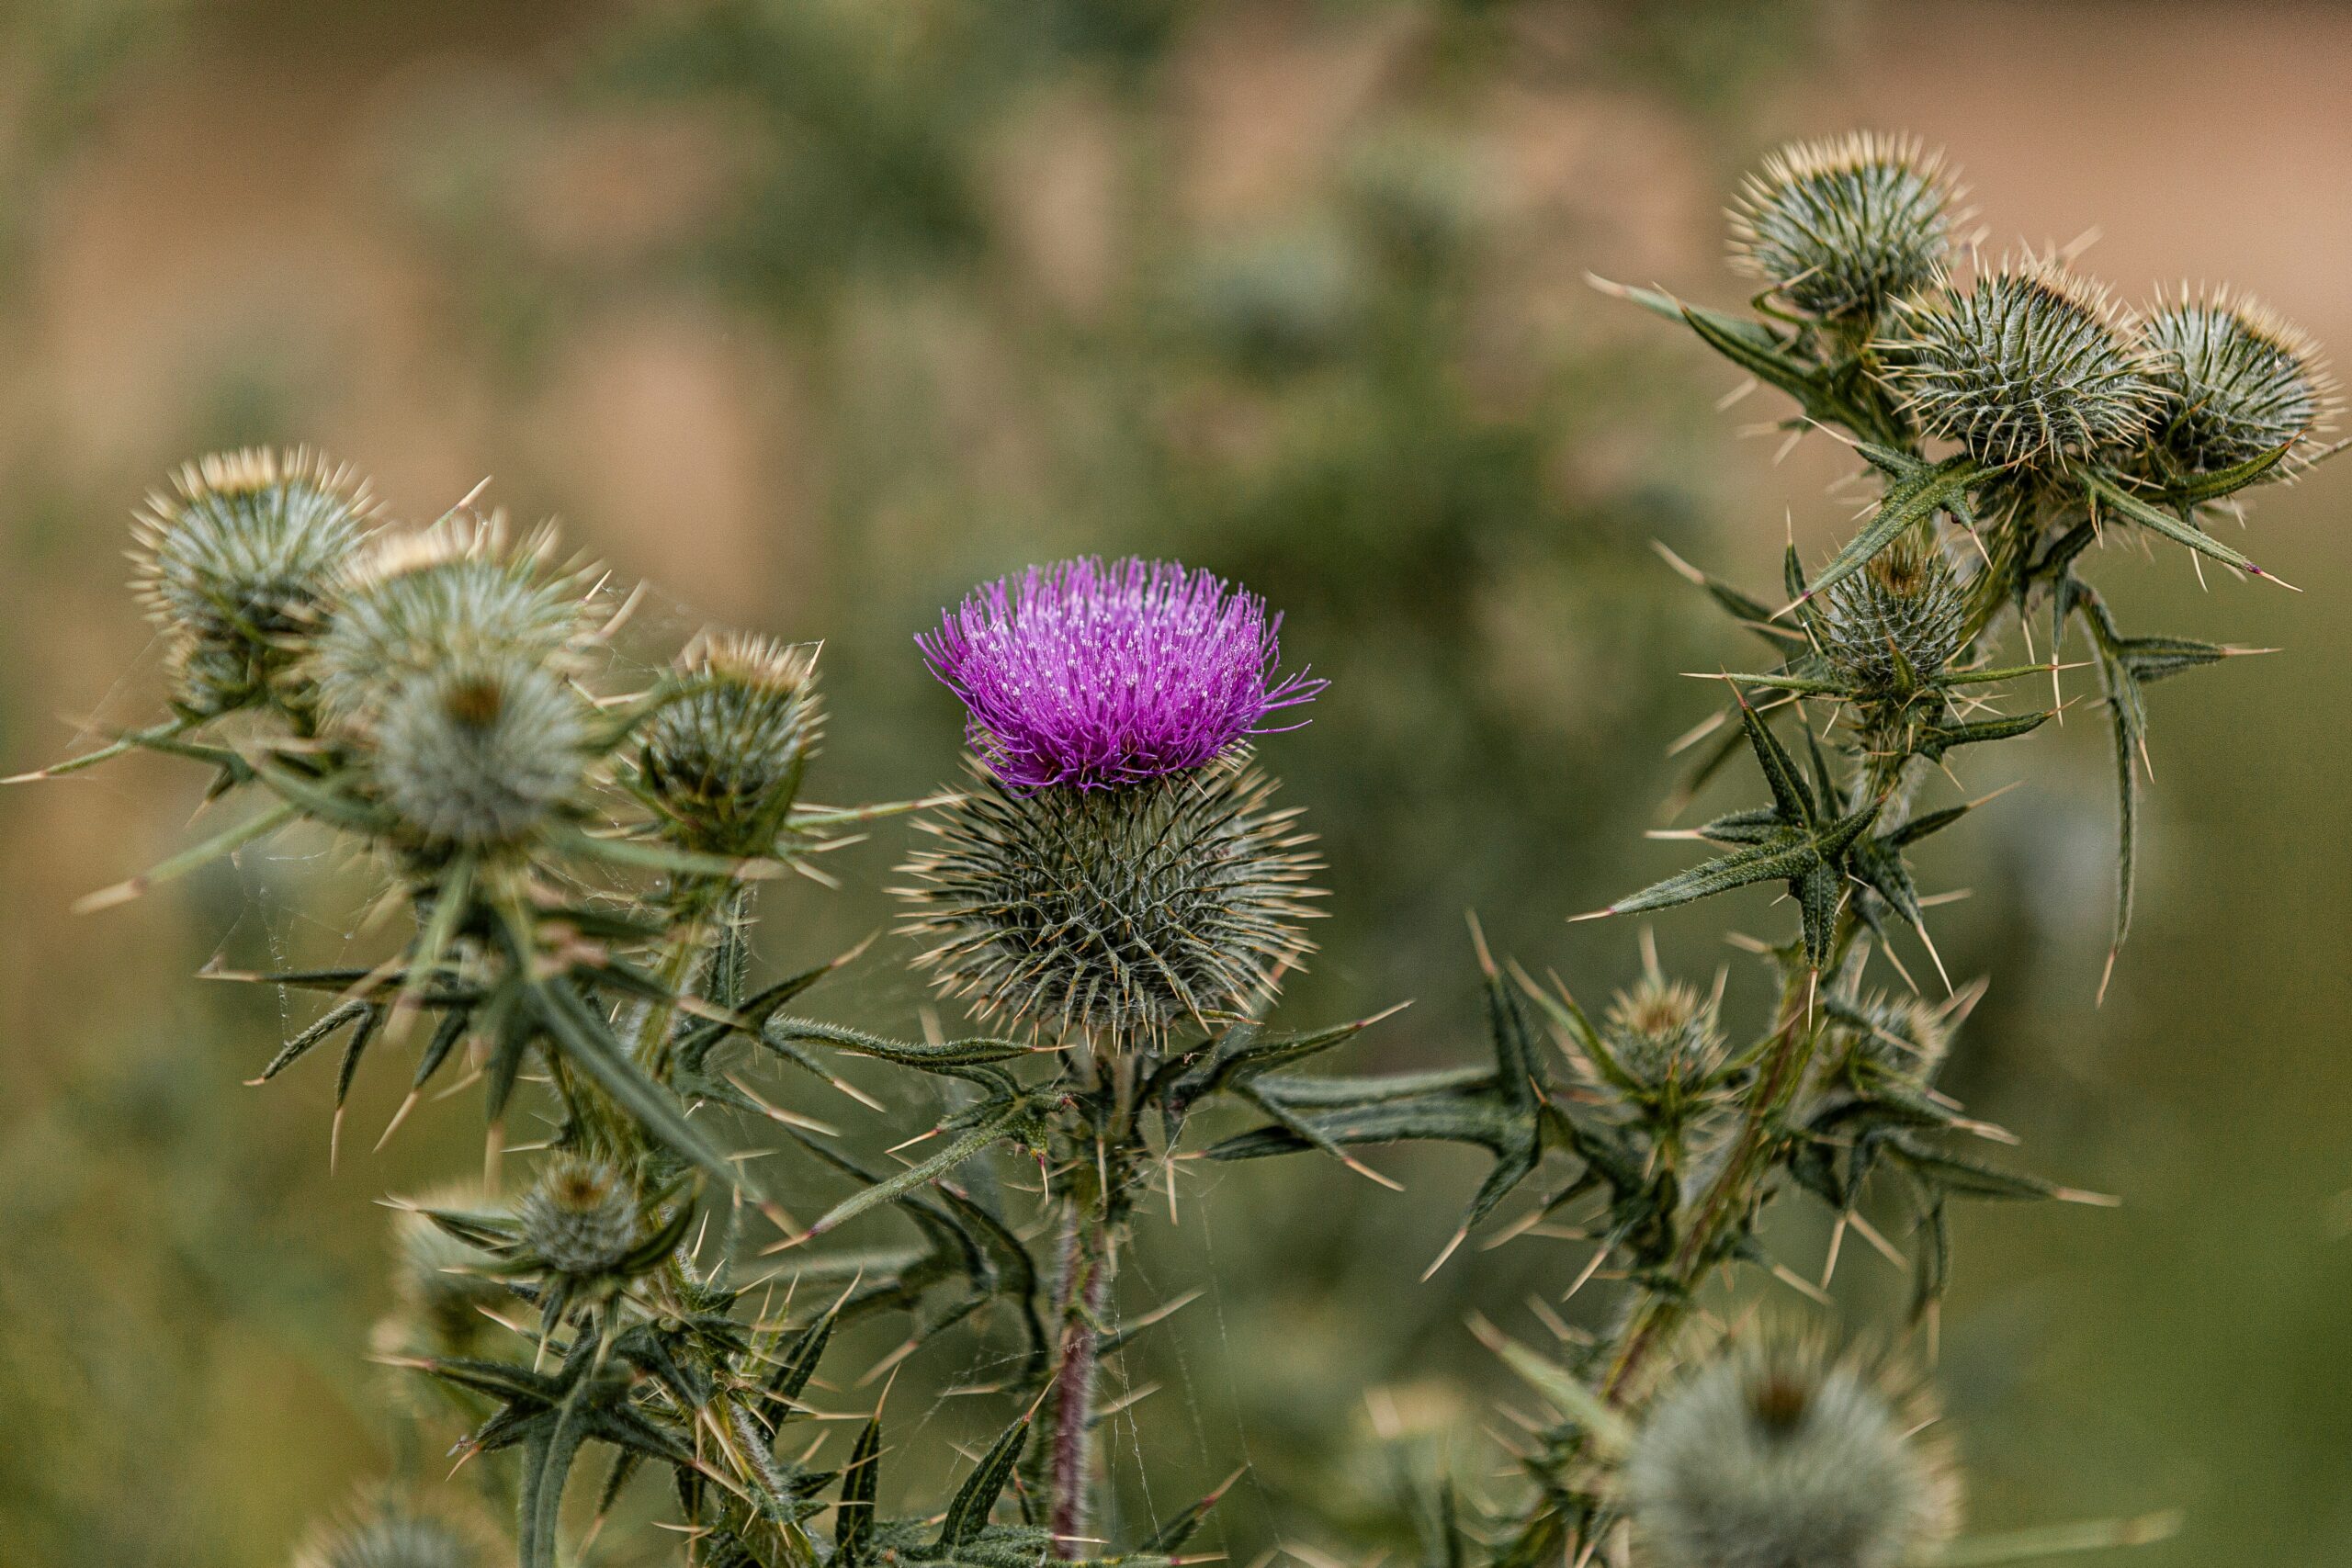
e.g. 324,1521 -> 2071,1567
23,129 -> 2335,1568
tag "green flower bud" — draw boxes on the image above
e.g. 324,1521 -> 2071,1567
388,1189 -> 507,1356
1731,131 -> 1961,326
2143,286 -> 2336,477
642,631 -> 824,853
372,654 -> 591,849
1626,1334 -> 1960,1568
1601,969 -> 1727,1101
898,754 -> 1321,1043
311,512 -> 592,730
1820,537 -> 1966,693
1883,259 -> 2157,469
132,447 -> 377,715
517,1156 -> 642,1279
293,1495 -> 493,1568
1839,990 -> 1952,1084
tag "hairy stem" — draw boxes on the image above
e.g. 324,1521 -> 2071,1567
1046,1195 -> 1114,1555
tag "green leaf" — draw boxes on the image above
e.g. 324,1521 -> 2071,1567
835,1417 -> 883,1565
798,1102 -> 1023,1240
1801,455 -> 1983,603
2154,440 -> 2292,504
529,980 -> 750,1194
938,1417 -> 1029,1547
2081,469 -> 2274,579
766,1017 -> 1034,1068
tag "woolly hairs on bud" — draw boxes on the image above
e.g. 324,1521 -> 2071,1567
1625,1335 -> 1960,1568
371,655 -> 592,849
898,754 -> 1321,1042
2143,286 -> 2340,475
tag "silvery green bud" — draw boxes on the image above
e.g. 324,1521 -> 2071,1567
898,755 -> 1321,1043
1601,969 -> 1727,1102
517,1156 -> 642,1279
372,654 -> 591,849
1730,131 -> 1961,326
388,1190 -> 507,1356
1838,990 -> 1952,1085
1883,259 -> 2157,469
311,512 -> 592,729
1625,1334 -> 1959,1568
131,447 -> 377,716
292,1495 -> 492,1568
1820,537 -> 1965,694
642,631 -> 823,853
2143,287 -> 2337,477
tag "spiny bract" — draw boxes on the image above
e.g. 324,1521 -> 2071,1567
517,1156 -> 644,1278
1624,1333 -> 1959,1568
899,754 -> 1321,1041
387,1190 -> 508,1357
1819,536 -> 1966,693
372,653 -> 592,849
311,512 -> 593,728
1883,259 -> 2156,469
642,631 -> 823,852
132,446 -> 378,714
1730,131 -> 1960,325
2142,286 -> 2337,477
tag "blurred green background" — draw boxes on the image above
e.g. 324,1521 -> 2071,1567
4,2 -> 2351,1563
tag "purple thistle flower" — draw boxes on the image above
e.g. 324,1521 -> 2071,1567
918,557 -> 1324,791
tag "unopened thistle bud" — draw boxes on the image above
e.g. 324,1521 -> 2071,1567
311,512 -> 593,729
131,447 -> 377,715
1883,259 -> 2157,469
2143,286 -> 2337,477
907,557 -> 1327,1041
642,631 -> 823,853
372,654 -> 592,850
1820,537 -> 1966,693
1625,1333 -> 1959,1568
292,1495 -> 493,1568
901,755 -> 1320,1040
517,1156 -> 644,1279
1838,990 -> 1952,1085
1730,132 -> 1960,326
389,1190 -> 507,1356
1600,968 -> 1728,1103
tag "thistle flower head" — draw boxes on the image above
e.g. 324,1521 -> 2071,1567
899,755 -> 1320,1041
293,1495 -> 493,1568
1883,258 -> 2157,469
1820,536 -> 1966,692
2143,286 -> 2338,477
372,653 -> 592,849
131,447 -> 377,714
642,631 -> 824,852
918,557 -> 1323,792
1730,132 -> 1961,324
518,1156 -> 644,1279
311,511 -> 594,729
1626,1332 -> 1960,1568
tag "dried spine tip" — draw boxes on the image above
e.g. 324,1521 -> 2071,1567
293,1495 -> 492,1568
373,654 -> 590,848
518,1156 -> 642,1277
643,631 -> 824,851
131,446 -> 377,713
1626,1334 -> 1960,1568
1820,536 -> 1966,692
899,754 -> 1321,1042
1882,258 -> 2157,469
1731,131 -> 1960,323
2143,286 -> 2338,476
310,510 -> 592,729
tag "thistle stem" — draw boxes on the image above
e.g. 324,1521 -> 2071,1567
1046,1191 -> 1114,1555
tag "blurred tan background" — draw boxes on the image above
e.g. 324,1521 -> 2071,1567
4,2 -> 2351,1564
